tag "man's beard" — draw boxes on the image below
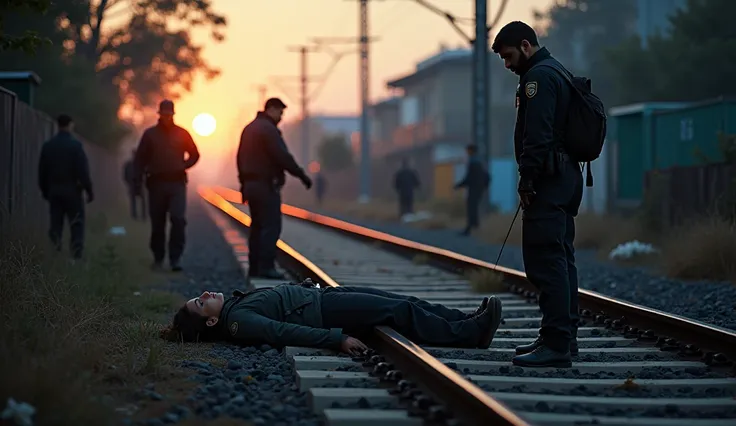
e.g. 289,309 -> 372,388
511,51 -> 530,76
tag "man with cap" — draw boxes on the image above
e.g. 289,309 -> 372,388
237,97 -> 312,279
454,144 -> 490,236
134,99 -> 200,271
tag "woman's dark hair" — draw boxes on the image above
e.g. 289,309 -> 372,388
160,305 -> 222,343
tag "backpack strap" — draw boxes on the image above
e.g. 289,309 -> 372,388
529,61 -> 595,187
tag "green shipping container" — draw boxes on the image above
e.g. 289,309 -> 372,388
652,98 -> 736,169
608,102 -> 689,205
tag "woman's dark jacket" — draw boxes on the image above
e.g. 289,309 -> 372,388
219,284 -> 343,350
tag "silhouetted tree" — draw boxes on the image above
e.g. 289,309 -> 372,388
533,0 -> 638,107
0,0 -> 51,52
606,0 -> 736,104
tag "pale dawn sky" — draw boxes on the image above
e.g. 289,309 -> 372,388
170,0 -> 555,150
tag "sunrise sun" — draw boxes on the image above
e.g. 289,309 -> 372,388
192,113 -> 216,137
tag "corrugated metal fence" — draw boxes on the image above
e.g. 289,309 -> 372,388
0,86 -> 124,236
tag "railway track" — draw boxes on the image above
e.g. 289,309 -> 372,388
201,186 -> 736,426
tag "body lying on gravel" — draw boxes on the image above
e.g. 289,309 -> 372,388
162,280 -> 503,355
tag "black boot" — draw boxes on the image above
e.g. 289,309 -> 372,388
516,337 -> 579,356
476,296 -> 503,349
170,258 -> 183,272
469,297 -> 489,318
512,345 -> 572,368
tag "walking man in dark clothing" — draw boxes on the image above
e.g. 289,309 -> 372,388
134,100 -> 200,272
123,149 -> 146,220
493,21 -> 584,368
393,158 -> 420,218
38,114 -> 94,259
454,144 -> 490,236
237,98 -> 312,279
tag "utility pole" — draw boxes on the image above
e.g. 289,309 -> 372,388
410,0 -> 509,210
473,0 -> 490,171
287,44 -> 321,166
358,0 -> 371,203
338,0 -> 381,203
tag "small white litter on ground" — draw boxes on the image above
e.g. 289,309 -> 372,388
401,211 -> 433,223
608,240 -> 659,261
108,226 -> 127,236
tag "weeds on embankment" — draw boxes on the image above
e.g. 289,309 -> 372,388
0,211 -> 210,425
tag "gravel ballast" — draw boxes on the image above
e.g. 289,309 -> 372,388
304,210 -> 736,332
134,198 -> 321,426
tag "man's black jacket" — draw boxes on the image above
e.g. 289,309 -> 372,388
514,47 -> 572,183
38,130 -> 93,198
134,121 -> 200,182
237,112 -> 307,186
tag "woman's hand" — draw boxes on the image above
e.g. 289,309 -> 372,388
340,336 -> 368,356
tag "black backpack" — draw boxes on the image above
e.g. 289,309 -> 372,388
534,62 -> 607,187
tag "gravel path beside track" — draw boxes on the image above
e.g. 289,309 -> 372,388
133,197 -> 321,426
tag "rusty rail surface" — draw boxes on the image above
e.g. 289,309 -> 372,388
212,185 -> 736,364
199,185 -> 529,426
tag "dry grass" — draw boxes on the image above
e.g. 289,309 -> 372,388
659,217 -> 736,282
466,269 -> 507,293
0,207 -> 222,425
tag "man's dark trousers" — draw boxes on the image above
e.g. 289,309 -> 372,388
241,181 -> 282,274
48,192 -> 85,258
398,192 -> 414,217
148,181 -> 187,263
466,190 -> 482,230
128,187 -> 146,220
320,286 -> 482,348
521,159 -> 583,353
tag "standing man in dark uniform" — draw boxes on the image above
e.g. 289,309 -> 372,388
492,21 -> 583,368
393,158 -> 420,218
237,98 -> 312,279
123,149 -> 146,220
38,114 -> 94,260
454,144 -> 490,236
134,100 -> 200,272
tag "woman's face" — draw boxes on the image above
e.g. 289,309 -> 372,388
186,291 -> 225,325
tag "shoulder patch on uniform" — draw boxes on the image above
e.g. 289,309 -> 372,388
525,81 -> 538,99
229,322 -> 239,336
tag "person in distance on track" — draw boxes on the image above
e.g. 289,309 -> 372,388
237,97 -> 312,280
492,21 -> 583,368
161,280 -> 503,355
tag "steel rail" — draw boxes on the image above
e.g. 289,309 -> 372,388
199,185 -> 529,426
211,185 -> 736,364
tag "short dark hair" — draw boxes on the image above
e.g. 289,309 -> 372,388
160,305 -> 222,343
57,114 -> 73,128
264,97 -> 287,110
492,21 -> 539,53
